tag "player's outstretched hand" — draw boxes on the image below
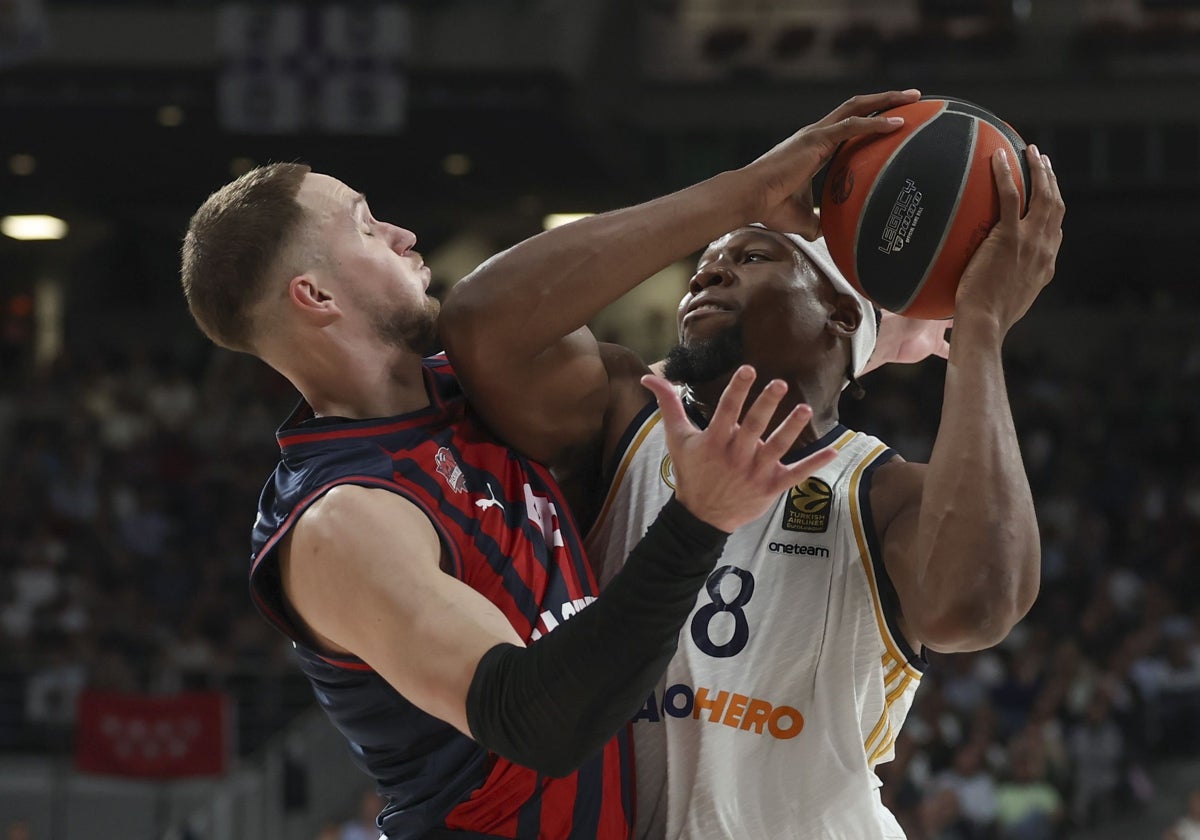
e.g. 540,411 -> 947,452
642,366 -> 838,533
954,144 -> 1065,334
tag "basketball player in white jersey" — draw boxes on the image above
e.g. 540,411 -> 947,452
441,89 -> 1065,838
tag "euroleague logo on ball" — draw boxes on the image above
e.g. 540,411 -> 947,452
828,164 -> 854,206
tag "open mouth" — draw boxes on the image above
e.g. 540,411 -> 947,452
683,298 -> 734,325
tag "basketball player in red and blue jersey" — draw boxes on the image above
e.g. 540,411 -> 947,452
179,166 -> 838,839
442,91 -> 1066,836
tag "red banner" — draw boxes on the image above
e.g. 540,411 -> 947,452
75,690 -> 232,778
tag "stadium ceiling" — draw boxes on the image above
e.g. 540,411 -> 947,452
1,2 -> 1198,241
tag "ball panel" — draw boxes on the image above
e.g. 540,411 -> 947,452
850,111 -> 976,313
821,99 -> 947,293
900,121 -> 1026,319
941,96 -> 1031,204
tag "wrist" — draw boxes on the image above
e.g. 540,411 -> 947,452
723,165 -> 779,226
660,494 -> 731,544
948,307 -> 1006,345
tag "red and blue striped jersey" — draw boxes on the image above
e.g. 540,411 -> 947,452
249,355 -> 634,840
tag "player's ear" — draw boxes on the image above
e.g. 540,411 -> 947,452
289,274 -> 341,325
827,293 -> 863,338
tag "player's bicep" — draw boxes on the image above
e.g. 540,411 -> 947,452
872,461 -> 928,652
282,485 -> 524,736
463,326 -> 612,463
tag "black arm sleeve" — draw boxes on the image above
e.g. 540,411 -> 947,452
464,495 -> 728,777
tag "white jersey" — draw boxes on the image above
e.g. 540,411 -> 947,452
589,402 -> 925,840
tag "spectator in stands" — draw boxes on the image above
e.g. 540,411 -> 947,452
932,739 -> 998,839
1068,685 -> 1127,826
1165,787 -> 1200,840
995,734 -> 1064,840
339,789 -> 386,840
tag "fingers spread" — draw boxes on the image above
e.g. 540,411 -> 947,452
708,365 -> 756,435
738,379 -> 787,445
641,374 -> 693,437
779,446 -> 840,492
760,403 -> 814,463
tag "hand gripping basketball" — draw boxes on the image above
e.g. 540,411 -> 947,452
819,96 -> 1035,320
953,145 -> 1065,334
641,367 -> 838,534
746,89 -> 922,241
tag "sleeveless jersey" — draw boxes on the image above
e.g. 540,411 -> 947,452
587,400 -> 925,840
249,355 -> 633,840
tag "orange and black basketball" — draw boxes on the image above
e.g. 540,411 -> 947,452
819,96 -> 1030,320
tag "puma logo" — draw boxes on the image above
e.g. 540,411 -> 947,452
475,484 -> 505,513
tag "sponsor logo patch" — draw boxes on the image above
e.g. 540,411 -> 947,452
474,484 -> 504,513
659,454 -> 677,491
782,477 -> 833,533
767,540 -> 830,558
434,446 -> 467,494
634,683 -> 804,740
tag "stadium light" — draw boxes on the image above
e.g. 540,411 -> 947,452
1,215 -> 68,241
542,212 -> 593,231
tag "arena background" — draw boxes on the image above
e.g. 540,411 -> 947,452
1,1 -> 1199,838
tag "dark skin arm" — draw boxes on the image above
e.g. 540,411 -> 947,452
439,91 -> 922,470
870,146 -> 1065,653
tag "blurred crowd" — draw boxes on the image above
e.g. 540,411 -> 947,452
2,311 -> 1200,838
841,336 -> 1200,839
0,343 -> 310,756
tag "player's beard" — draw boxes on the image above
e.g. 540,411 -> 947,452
373,295 -> 442,356
661,324 -> 744,387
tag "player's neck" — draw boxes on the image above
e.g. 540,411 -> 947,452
687,377 -> 842,453
285,343 -> 431,420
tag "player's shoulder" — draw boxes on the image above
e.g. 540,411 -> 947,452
597,341 -> 650,376
598,341 -> 653,402
866,453 -> 926,528
597,341 -> 656,456
296,484 -> 434,550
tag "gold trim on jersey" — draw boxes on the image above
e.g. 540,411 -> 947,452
831,429 -> 857,451
882,655 -> 906,687
588,410 -> 663,539
848,445 -> 922,681
864,650 -> 917,767
870,723 -> 900,766
851,444 -> 922,768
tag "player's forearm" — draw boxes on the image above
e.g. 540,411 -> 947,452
441,170 -> 752,361
912,315 -> 1039,650
465,496 -> 727,777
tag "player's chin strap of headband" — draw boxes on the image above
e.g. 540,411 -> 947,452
845,305 -> 883,400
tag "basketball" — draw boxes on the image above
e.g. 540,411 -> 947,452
819,96 -> 1031,320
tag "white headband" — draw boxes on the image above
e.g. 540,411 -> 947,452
778,231 -> 877,380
